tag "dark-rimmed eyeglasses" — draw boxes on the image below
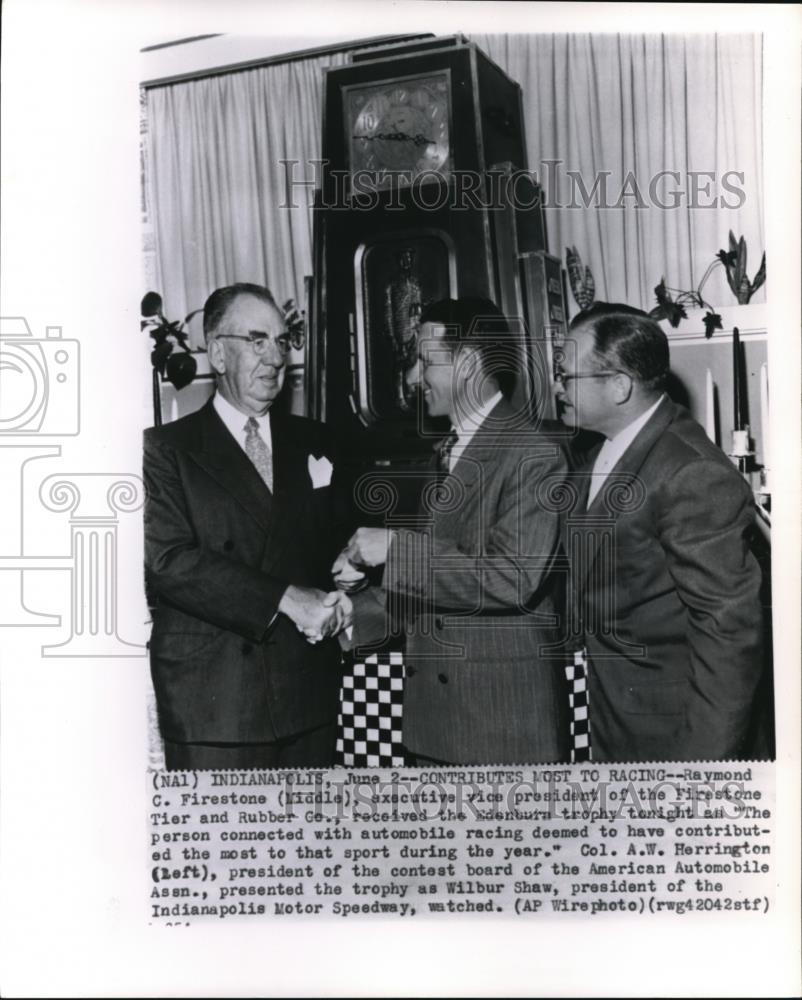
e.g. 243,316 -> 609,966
214,331 -> 303,356
554,369 -> 623,387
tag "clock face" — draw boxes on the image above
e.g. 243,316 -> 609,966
346,73 -> 451,191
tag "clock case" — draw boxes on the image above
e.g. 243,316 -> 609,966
312,36 -> 564,489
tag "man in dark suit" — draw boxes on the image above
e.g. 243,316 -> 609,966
558,304 -> 764,762
342,297 -> 570,765
144,283 -> 349,770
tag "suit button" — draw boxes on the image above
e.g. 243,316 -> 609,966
223,540 -> 234,552
438,673 -> 448,684
435,617 -> 444,630
241,642 -> 253,655
406,665 -> 416,678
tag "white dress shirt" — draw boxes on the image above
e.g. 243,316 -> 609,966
448,390 -> 504,472
213,391 -> 273,456
587,394 -> 666,508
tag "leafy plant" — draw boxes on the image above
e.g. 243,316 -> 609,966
649,231 -> 766,339
141,291 -> 202,390
717,231 -> 766,305
281,298 -> 306,349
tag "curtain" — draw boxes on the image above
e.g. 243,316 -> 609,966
470,33 -> 764,314
145,34 -> 764,340
146,50 -> 350,345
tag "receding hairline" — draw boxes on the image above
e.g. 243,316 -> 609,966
569,310 -> 670,389
220,292 -> 283,321
204,287 -> 283,341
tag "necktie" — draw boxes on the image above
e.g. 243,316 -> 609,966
244,417 -> 273,492
437,427 -> 458,474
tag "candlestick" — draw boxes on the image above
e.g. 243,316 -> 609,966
704,368 -> 716,443
760,362 -> 770,491
731,429 -> 750,457
732,326 -> 742,431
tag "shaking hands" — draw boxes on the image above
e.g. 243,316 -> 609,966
279,528 -> 393,644
278,585 -> 353,644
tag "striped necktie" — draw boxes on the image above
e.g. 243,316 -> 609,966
437,427 -> 458,474
244,417 -> 273,492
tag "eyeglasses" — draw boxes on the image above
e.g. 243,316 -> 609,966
554,369 -> 623,387
214,332 -> 303,356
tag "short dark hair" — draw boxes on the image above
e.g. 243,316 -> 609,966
418,297 -> 515,396
572,305 -> 669,392
568,301 -> 649,330
203,283 -> 279,341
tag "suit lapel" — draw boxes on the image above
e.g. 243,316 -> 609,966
573,396 -> 676,592
269,411 -> 317,509
426,399 -> 508,527
188,399 -> 275,535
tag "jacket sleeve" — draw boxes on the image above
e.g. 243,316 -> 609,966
143,433 -> 288,642
383,445 -> 567,614
658,457 -> 764,758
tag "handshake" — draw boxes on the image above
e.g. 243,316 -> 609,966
278,528 -> 394,644
278,585 -> 353,644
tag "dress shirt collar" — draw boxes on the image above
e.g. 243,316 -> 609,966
603,392 -> 666,458
448,390 -> 503,472
213,391 -> 273,453
587,394 -> 666,507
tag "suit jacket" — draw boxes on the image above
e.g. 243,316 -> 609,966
143,398 -> 344,745
352,398 -> 571,765
566,396 -> 764,762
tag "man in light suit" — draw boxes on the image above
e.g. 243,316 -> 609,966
342,297 -> 570,765
144,283 -> 349,770
558,304 -> 764,762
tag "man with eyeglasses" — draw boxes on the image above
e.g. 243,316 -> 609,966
558,303 -> 764,762
144,282 -> 350,770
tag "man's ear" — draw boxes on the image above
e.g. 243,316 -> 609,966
455,344 -> 480,383
207,338 -> 225,375
611,371 -> 633,404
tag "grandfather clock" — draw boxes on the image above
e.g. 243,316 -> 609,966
313,35 -> 564,480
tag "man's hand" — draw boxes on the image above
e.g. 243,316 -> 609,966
331,549 -> 369,593
345,527 -> 393,568
278,585 -> 340,642
300,591 -> 353,644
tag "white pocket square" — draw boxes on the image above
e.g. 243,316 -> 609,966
308,454 -> 333,488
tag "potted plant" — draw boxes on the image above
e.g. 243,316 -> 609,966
141,292 -> 203,426
648,232 -> 766,338
565,233 -> 766,338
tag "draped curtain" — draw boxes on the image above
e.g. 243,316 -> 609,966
145,49 -> 350,344
471,33 -> 764,313
144,34 -> 763,342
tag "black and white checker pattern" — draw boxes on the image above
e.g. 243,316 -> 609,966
336,652 -> 407,767
566,648 -> 592,762
335,649 -> 591,766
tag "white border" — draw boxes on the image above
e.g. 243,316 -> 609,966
1,2 -> 799,996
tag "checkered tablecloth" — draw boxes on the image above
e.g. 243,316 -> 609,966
336,651 -> 408,767
335,647 -> 590,767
